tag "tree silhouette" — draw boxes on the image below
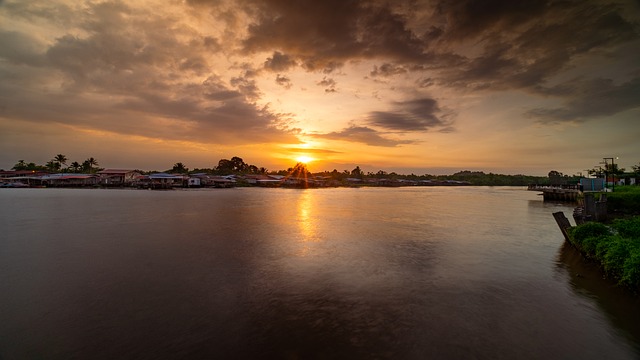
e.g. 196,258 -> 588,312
69,161 -> 82,173
83,157 -> 99,173
12,160 -> 27,171
54,154 -> 67,171
46,160 -> 61,172
290,162 -> 310,177
171,162 -> 188,173
632,162 -> 640,177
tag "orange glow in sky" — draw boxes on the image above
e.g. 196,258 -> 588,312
0,0 -> 639,175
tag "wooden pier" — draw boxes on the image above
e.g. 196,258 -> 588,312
527,184 -> 580,202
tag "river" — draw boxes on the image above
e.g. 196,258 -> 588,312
0,187 -> 638,359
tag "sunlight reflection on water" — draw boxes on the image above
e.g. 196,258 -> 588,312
0,187 -> 638,359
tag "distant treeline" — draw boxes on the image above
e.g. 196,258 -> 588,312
8,155 -> 565,186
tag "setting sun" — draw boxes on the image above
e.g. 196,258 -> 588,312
295,156 -> 314,164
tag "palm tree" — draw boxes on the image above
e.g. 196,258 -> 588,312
46,160 -> 61,172
172,162 -> 188,173
83,157 -> 99,173
54,154 -> 67,172
69,161 -> 81,173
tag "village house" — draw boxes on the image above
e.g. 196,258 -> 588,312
40,173 -> 99,187
98,169 -> 141,186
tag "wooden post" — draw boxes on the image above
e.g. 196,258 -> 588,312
553,212 -> 572,242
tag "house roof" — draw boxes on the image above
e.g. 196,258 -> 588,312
98,169 -> 138,175
41,173 -> 97,180
148,173 -> 184,179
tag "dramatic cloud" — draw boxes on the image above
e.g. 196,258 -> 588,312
527,77 -> 640,123
368,98 -> 453,132
313,126 -> 417,147
1,0 -> 639,173
370,63 -> 407,78
264,51 -> 297,72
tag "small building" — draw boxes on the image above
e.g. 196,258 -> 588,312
98,169 -> 141,186
581,178 -> 605,191
187,177 -> 201,187
40,173 -> 99,187
135,173 -> 185,189
245,174 -> 282,187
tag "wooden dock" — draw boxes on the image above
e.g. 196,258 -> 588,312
527,184 -> 580,202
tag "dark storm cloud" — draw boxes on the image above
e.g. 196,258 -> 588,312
241,0 -> 432,70
439,0 -> 639,91
233,0 -> 640,121
527,77 -> 640,123
312,126 -> 416,147
368,98 -> 452,131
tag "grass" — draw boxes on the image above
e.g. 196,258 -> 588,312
607,186 -> 640,214
568,217 -> 640,291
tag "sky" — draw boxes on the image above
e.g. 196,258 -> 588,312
1,0 -> 639,175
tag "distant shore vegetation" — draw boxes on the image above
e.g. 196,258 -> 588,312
9,154 -> 640,187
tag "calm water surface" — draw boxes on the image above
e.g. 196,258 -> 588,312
1,187 -> 639,359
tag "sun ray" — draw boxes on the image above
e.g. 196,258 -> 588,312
295,155 -> 314,164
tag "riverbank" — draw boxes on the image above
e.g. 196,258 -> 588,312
567,217 -> 640,292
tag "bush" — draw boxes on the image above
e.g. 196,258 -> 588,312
607,186 -> 640,214
611,217 -> 640,238
569,222 -> 610,246
569,216 -> 640,291
622,251 -> 640,288
602,236 -> 631,277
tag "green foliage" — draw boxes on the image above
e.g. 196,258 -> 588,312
569,222 -> 610,246
602,236 -> 632,277
622,251 -> 640,287
612,217 -> 640,238
439,171 -> 549,186
569,217 -> 640,291
607,187 -> 640,214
